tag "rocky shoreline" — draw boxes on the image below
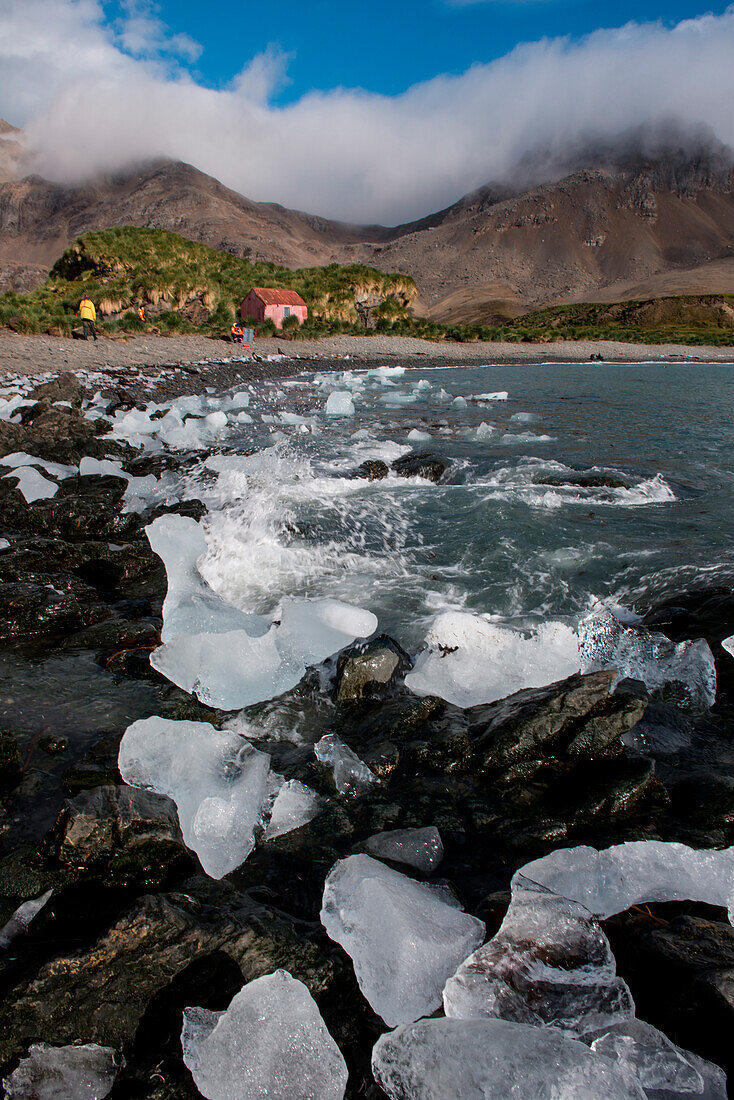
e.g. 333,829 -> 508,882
1,369 -> 734,1098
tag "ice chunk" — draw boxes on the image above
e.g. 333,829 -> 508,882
265,780 -> 322,839
0,452 -> 77,479
0,889 -> 53,949
380,392 -> 416,405
181,970 -> 347,1100
222,391 -> 250,410
3,467 -> 59,502
325,391 -> 355,417
373,1018 -> 646,1100
476,421 -> 495,440
722,634 -> 734,659
579,605 -> 716,711
146,515 -> 377,709
511,412 -> 538,423
0,538 -> 9,551
314,735 -> 377,795
407,429 -> 431,442
365,826 -> 444,874
405,611 -> 580,707
471,391 -> 508,401
452,396 -> 468,408
518,840 -> 734,923
589,1020 -> 704,1093
3,1042 -> 120,1099
444,877 -> 634,1036
320,854 -> 485,1026
118,717 -> 271,878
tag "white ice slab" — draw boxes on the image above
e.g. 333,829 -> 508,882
3,1042 -> 120,1099
321,854 -> 485,1026
118,716 -> 271,878
314,735 -> 377,795
3,467 -> 59,502
372,1018 -> 646,1100
325,391 -> 355,417
182,970 -> 348,1100
265,780 -> 322,840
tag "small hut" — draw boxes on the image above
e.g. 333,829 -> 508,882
240,288 -> 308,329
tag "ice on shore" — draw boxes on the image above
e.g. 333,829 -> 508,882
471,391 -> 508,402
147,514 -> 377,709
407,429 -> 431,442
118,717 -> 271,878
320,854 -> 485,1026
519,839 -> 734,922
444,877 -> 634,1036
405,611 -> 579,707
314,735 -> 377,795
588,1020 -> 708,1093
3,1042 -> 121,1099
579,605 -> 716,711
722,633 -> 734,658
0,452 -> 77,479
181,970 -> 348,1100
0,889 -> 53,949
3,466 -> 59,502
326,391 -> 355,417
365,826 -> 444,874
372,1018 -> 646,1100
265,780 -> 322,839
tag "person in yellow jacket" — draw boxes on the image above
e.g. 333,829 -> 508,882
78,297 -> 97,341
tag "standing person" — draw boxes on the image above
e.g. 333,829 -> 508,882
78,296 -> 97,341
138,306 -> 146,322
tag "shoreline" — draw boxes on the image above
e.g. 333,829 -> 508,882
1,330 -> 733,386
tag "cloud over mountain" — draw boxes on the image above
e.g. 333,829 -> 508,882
2,0 -> 734,224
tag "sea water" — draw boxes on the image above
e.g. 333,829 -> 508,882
185,361 -> 734,655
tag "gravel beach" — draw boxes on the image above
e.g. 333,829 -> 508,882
1,330 -> 733,387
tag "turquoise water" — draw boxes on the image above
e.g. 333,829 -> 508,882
196,361 -> 734,648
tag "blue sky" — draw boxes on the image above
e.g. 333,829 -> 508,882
105,0 -> 732,101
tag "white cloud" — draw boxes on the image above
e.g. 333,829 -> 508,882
1,0 -> 734,224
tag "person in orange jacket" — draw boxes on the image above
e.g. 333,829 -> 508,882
78,296 -> 97,341
138,306 -> 146,322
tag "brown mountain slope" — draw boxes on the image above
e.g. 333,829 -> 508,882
343,155 -> 734,319
1,135 -> 733,314
0,159 -> 379,287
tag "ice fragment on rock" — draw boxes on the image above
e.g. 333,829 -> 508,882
146,514 -> 377,709
181,969 -> 348,1100
0,889 -> 53,949
444,877 -> 634,1036
325,391 -> 355,417
320,854 -> 485,1026
722,633 -> 734,659
520,840 -> 734,922
579,605 -> 716,711
407,429 -> 431,441
264,780 -> 322,839
3,467 -> 59,502
314,734 -> 377,794
3,1042 -> 121,1099
365,826 -> 444,874
588,1020 -> 705,1093
405,610 -> 579,707
118,717 -> 271,878
372,1017 -> 646,1100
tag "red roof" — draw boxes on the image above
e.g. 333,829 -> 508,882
246,287 -> 307,307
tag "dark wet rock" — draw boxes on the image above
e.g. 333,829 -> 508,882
0,403 -> 123,466
0,884 -> 337,1067
62,732 -> 124,796
605,903 -> 734,1083
0,475 -> 142,543
0,538 -> 156,591
149,499 -> 208,523
31,375 -> 86,408
38,735 -> 69,756
352,460 -> 389,481
0,730 -> 21,793
41,786 -> 193,887
391,453 -> 448,483
643,587 -> 734,707
533,470 -> 630,490
465,670 -> 647,775
0,577 -> 112,640
334,634 -> 412,703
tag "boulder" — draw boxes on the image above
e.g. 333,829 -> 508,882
391,453 -> 448,483
352,460 -> 389,481
0,577 -> 112,640
334,635 -> 412,703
